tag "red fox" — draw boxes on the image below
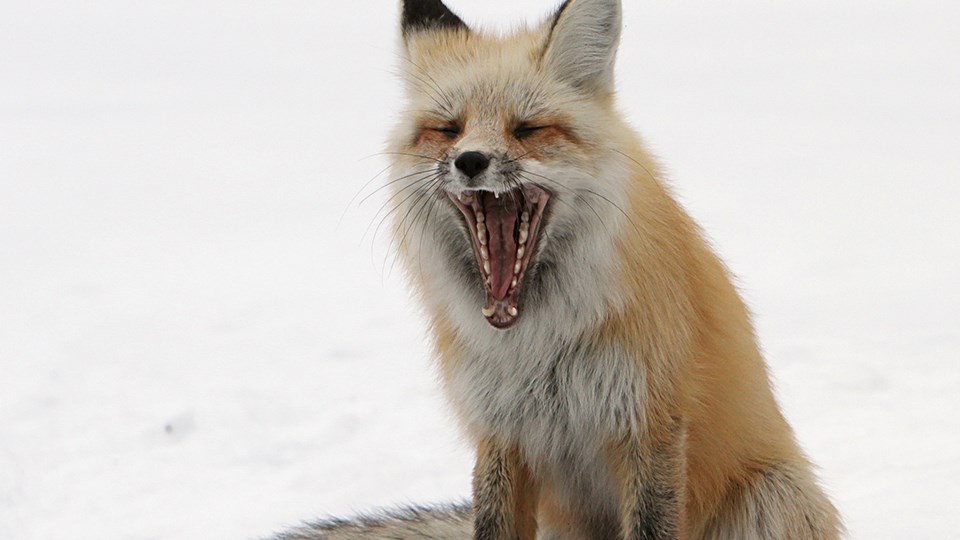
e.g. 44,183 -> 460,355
282,0 -> 843,538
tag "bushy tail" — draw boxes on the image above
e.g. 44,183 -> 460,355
272,503 -> 473,540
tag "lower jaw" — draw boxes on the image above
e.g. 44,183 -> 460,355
482,297 -> 521,329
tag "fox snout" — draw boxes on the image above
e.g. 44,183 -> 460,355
447,150 -> 518,194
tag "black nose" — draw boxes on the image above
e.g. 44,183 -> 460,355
454,151 -> 490,179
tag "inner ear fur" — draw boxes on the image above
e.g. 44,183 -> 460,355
542,0 -> 622,93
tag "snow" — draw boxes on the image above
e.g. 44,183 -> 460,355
1,1 -> 958,538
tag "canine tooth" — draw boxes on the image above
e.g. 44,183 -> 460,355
484,260 -> 491,274
514,261 -> 521,274
482,305 -> 496,317
519,229 -> 528,244
495,192 -> 500,199
521,211 -> 529,223
507,306 -> 518,317
517,246 -> 525,259
481,246 -> 489,260
511,277 -> 518,288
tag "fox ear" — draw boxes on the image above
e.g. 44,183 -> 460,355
401,0 -> 468,37
542,0 -> 622,93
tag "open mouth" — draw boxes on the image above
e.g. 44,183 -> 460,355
448,184 -> 550,329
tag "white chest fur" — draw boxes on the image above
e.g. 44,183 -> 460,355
444,326 -> 647,513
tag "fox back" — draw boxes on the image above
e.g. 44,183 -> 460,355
387,1 -> 842,538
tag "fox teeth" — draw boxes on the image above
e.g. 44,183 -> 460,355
521,211 -> 529,223
518,228 -> 528,245
507,306 -> 519,317
480,246 -> 489,261
476,211 -> 485,223
517,246 -> 525,259
514,261 -> 521,274
483,260 -> 491,274
482,305 -> 496,317
511,277 -> 518,289
477,223 -> 487,245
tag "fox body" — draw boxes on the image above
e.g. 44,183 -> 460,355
295,1 -> 841,539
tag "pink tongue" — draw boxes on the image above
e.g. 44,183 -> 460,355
482,193 -> 519,300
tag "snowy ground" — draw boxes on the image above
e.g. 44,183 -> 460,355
1,1 -> 958,538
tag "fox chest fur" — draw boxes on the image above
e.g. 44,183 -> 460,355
442,311 -> 647,525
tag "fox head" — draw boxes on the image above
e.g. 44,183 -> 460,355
389,0 -> 640,333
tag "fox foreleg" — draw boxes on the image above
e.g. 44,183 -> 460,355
611,420 -> 688,540
472,439 -> 538,540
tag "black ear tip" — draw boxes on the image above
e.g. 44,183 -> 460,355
402,0 -> 468,35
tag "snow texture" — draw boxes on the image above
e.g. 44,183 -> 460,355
1,1 -> 958,538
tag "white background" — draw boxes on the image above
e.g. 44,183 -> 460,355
1,1 -> 958,538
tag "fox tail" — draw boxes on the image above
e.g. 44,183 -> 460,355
272,503 -> 472,540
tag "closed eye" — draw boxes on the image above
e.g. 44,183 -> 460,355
513,125 -> 548,140
432,125 -> 461,139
